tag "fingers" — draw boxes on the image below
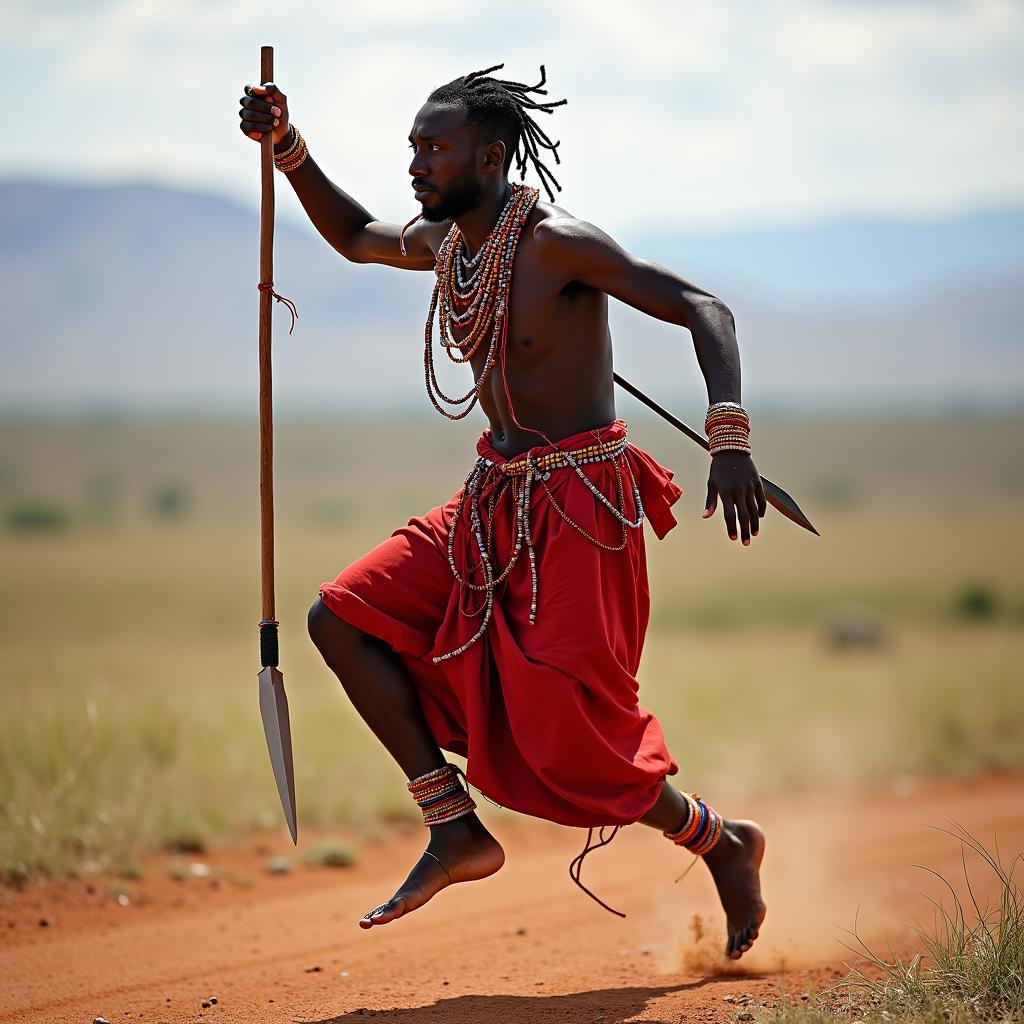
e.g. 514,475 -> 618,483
237,120 -> 274,141
239,97 -> 280,120
240,82 -> 286,142
706,479 -> 765,545
239,106 -> 278,127
724,496 -> 739,542
702,482 -> 717,520
746,487 -> 760,539
724,491 -> 762,544
238,115 -> 281,143
736,493 -> 752,544
245,81 -> 287,104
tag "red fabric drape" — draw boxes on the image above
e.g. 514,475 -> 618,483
318,417 -> 684,828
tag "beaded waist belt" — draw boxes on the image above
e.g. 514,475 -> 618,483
432,430 -> 645,664
495,434 -> 630,479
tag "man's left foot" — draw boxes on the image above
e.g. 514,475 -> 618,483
358,813 -> 504,929
701,818 -> 767,959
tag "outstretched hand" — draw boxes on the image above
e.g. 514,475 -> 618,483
702,451 -> 767,545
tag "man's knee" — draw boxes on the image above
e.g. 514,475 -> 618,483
308,595 -> 360,653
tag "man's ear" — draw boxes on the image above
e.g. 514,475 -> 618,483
481,140 -> 506,173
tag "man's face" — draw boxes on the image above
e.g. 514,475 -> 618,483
408,102 -> 485,223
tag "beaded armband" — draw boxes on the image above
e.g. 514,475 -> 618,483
663,792 -> 723,856
705,401 -> 752,456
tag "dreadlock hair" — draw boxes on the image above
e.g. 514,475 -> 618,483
426,63 -> 568,203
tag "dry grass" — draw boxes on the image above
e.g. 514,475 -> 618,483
1,414 -> 1022,882
758,828 -> 1023,1024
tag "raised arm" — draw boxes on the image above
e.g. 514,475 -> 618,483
239,82 -> 439,271
533,216 -> 767,545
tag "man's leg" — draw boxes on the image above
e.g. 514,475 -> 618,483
307,597 -> 505,928
640,781 -> 767,960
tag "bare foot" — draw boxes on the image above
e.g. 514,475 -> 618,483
359,813 -> 504,929
701,818 -> 767,959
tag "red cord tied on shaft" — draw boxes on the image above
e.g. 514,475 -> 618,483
257,280 -> 299,335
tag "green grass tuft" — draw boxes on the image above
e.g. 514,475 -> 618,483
761,827 -> 1023,1024
165,860 -> 189,882
303,840 -> 359,869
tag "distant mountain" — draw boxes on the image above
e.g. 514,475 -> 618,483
2,179 -> 1021,415
636,207 -> 1024,309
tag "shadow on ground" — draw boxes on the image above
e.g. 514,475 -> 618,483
303,974 -> 770,1024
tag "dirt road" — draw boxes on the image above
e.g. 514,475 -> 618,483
2,773 -> 1021,1024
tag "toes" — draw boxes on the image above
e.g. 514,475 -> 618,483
360,896 -> 405,927
734,923 -> 757,956
726,923 -> 755,959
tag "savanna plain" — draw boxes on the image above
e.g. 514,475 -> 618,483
1,412 -> 1022,1024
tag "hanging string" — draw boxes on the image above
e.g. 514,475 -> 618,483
257,280 -> 299,335
568,825 -> 626,918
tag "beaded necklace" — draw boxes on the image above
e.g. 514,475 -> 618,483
399,182 -> 646,664
404,182 -> 539,416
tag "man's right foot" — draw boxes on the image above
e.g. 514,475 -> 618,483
701,819 -> 767,959
359,814 -> 504,929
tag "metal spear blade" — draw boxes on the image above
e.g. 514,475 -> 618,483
258,665 -> 298,844
760,475 -> 820,536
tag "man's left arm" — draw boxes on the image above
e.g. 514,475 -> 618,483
534,218 -> 767,545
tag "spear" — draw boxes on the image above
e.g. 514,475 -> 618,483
613,372 -> 819,536
255,43 -> 298,845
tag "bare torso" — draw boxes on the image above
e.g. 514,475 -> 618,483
421,201 -> 616,459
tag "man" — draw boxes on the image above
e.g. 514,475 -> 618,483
239,64 -> 766,961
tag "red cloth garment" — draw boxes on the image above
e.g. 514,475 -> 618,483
318,417 -> 684,832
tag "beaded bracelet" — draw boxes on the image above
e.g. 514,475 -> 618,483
705,401 -> 752,456
273,124 -> 300,160
273,125 -> 308,174
275,135 -> 308,173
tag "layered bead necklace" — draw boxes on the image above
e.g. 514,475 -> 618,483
413,181 -> 540,420
400,181 -> 646,664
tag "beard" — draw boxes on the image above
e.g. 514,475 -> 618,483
419,161 -> 484,223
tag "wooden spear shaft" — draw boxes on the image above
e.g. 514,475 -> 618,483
258,44 -> 276,626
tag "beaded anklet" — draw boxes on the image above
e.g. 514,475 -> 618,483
407,763 -> 477,826
663,792 -> 723,856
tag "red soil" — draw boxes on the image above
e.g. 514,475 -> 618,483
1,772 -> 1021,1023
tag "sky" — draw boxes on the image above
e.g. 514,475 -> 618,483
5,0 -> 1024,234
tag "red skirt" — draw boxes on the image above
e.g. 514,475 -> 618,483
318,417 -> 683,828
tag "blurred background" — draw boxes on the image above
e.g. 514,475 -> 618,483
1,0 -> 1021,883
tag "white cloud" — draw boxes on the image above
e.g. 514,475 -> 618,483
5,0 -> 1022,230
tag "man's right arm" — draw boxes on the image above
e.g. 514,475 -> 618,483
240,82 -> 438,272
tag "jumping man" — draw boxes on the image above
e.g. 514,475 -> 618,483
238,63 -> 767,961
